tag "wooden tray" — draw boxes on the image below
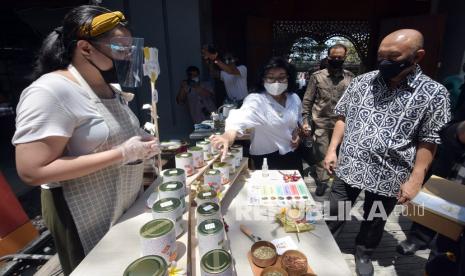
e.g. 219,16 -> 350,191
247,251 -> 316,276
190,158 -> 249,275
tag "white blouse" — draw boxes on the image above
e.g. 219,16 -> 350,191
225,92 -> 302,155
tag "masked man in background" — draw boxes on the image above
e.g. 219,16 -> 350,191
302,44 -> 354,196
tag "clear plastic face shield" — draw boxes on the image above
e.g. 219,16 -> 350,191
108,36 -> 145,88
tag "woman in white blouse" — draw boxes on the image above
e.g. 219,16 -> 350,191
211,57 -> 303,171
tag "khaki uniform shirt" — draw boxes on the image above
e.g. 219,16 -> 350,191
302,68 -> 354,129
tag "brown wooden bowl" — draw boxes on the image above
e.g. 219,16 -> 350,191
251,240 -> 278,268
260,266 -> 289,276
281,250 -> 308,276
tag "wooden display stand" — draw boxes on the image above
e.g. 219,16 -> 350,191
189,158 -> 249,275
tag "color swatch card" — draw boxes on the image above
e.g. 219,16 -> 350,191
246,170 -> 314,206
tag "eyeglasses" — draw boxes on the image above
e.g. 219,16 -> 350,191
93,41 -> 135,55
110,44 -> 136,53
263,76 -> 289,83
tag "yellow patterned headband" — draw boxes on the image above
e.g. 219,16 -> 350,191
80,11 -> 126,38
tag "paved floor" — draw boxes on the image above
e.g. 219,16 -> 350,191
304,172 -> 430,276
34,254 -> 63,276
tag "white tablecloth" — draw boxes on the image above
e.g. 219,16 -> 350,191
221,170 -> 351,276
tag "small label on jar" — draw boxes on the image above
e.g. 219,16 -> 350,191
203,205 -> 214,211
160,201 -> 173,208
205,223 -> 216,230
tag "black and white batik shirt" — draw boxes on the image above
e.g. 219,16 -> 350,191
334,65 -> 451,197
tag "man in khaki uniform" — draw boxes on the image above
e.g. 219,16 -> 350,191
302,44 -> 354,196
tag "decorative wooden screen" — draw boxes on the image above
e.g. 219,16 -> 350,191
273,20 -> 371,66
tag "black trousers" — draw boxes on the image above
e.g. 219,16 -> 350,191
250,150 -> 303,174
326,177 -> 398,249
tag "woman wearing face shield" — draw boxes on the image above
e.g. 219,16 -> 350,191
210,57 -> 303,172
12,6 -> 158,275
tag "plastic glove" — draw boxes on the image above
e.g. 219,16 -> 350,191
116,136 -> 160,164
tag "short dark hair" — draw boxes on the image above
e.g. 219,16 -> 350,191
327,43 -> 348,56
186,66 -> 200,74
203,44 -> 217,55
256,56 -> 297,93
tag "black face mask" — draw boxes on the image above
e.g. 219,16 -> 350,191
88,43 -> 125,84
378,59 -> 413,81
99,63 -> 119,84
90,58 -> 132,85
327,59 -> 344,69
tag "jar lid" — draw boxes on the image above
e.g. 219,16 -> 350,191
200,249 -> 231,273
162,168 -> 184,176
197,202 -> 220,215
152,198 -> 181,213
159,181 -> 183,192
176,152 -> 192,158
140,219 -> 174,238
124,255 -> 167,276
213,162 -> 227,168
205,169 -> 220,176
198,219 -> 223,235
188,146 -> 203,152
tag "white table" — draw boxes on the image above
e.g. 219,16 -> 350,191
71,155 -> 221,276
221,170 -> 352,276
72,167 -> 350,276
